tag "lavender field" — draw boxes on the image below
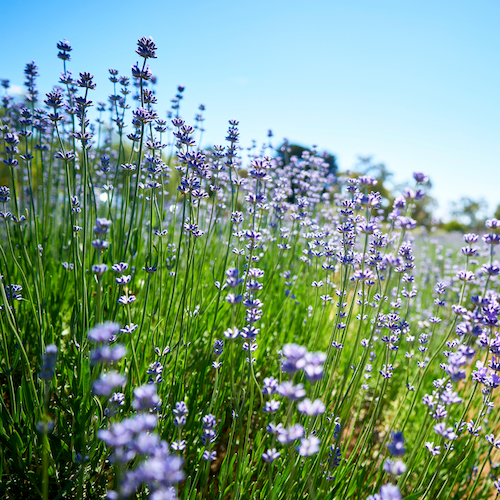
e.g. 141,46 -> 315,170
1,37 -> 500,500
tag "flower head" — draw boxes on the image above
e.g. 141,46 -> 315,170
297,435 -> 321,456
136,37 -> 158,59
387,431 -> 405,457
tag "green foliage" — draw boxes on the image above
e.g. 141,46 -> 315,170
277,142 -> 338,176
441,219 -> 468,233
450,196 -> 489,232
494,203 -> 500,221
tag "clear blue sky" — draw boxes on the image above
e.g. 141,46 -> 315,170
2,0 -> 499,218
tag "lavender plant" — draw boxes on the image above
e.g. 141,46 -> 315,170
0,36 -> 499,500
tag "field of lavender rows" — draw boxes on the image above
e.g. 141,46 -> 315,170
1,37 -> 500,500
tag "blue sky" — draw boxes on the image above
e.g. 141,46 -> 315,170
2,0 -> 499,218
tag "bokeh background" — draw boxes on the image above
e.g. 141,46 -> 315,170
1,0 -> 499,220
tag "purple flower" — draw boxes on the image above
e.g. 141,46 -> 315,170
262,377 -> 279,395
463,233 -> 479,243
88,322 -> 121,343
105,392 -> 125,417
241,325 -> 260,340
171,440 -> 186,451
379,484 -> 402,500
136,36 -> 158,59
121,323 -> 138,334
487,372 -> 500,388
92,239 -> 109,251
489,356 -> 500,372
297,435 -> 321,456
486,218 -> 499,229
213,339 -> 224,356
425,442 -> 441,456
77,71 -> 96,89
174,416 -> 186,427
243,298 -> 263,309
147,361 -> 164,384
173,401 -> 188,417
131,451 -> 184,493
277,381 -> 306,400
202,414 -> 216,429
99,414 -> 157,447
380,365 -> 394,379
433,423 -> 457,440
494,479 -> 500,494
393,195 -> 406,210
226,268 -> 243,288
277,424 -> 304,445
456,270 -> 475,282
132,384 -> 160,411
266,422 -> 284,435
94,218 -> 112,234
94,372 -> 126,397
133,106 -> 157,123
483,264 -> 500,276
223,327 -> 240,339
304,365 -> 323,382
132,432 -> 160,454
446,352 -> 467,381
91,344 -> 126,365
467,419 -> 482,436
397,217 -> 417,230
149,489 -> 178,500
247,267 -> 264,278
432,404 -> 448,420
440,386 -> 462,405
263,400 -> 281,413
202,450 -> 217,461
262,448 -> 280,463
297,398 -> 326,416
118,294 -> 136,305
226,293 -> 242,305
39,345 -> 58,380
387,431 -> 405,457
281,343 -> 307,373
413,172 -> 428,184
484,234 -> 500,245
383,459 -> 406,475
201,414 -> 217,446
304,351 -> 326,382
92,264 -> 108,275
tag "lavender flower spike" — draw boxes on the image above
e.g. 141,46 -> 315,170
93,372 -> 126,397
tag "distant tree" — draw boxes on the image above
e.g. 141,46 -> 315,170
354,156 -> 394,213
450,197 -> 488,231
412,196 -> 438,229
355,156 -> 394,185
494,203 -> 500,220
347,156 -> 396,220
277,143 -> 338,176
353,156 -> 437,228
441,220 -> 468,233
